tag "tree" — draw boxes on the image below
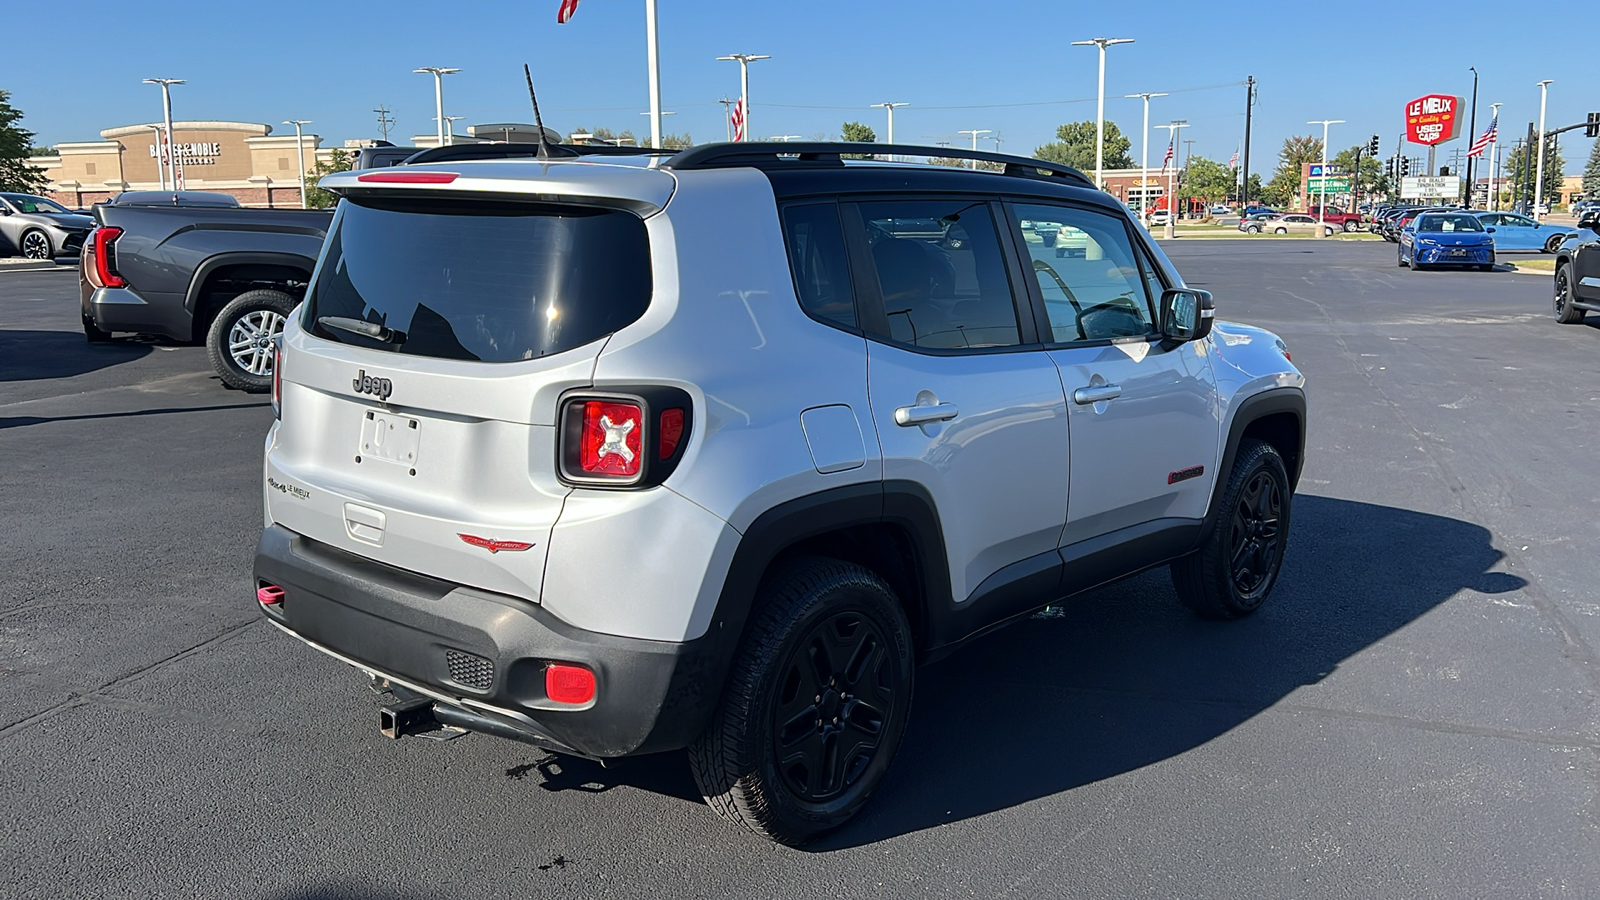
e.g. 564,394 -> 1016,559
840,121 -> 876,144
1034,120 -> 1134,171
1178,156 -> 1235,204
0,90 -> 48,194
660,133 -> 694,150
1503,139 -> 1565,207
1332,144 -> 1386,202
1270,135 -> 1324,204
304,149 -> 353,209
1585,139 -> 1600,198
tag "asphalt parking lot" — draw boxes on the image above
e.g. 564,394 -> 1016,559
2,243 -> 1597,899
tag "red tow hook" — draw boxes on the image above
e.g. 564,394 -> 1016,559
257,585 -> 286,606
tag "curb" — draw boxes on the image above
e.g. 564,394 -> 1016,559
0,259 -> 75,273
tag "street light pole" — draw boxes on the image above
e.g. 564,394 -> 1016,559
958,129 -> 992,169
413,67 -> 460,147
645,0 -> 662,149
143,78 -> 184,192
1465,67 -> 1479,208
1125,92 -> 1167,216
1156,120 -> 1187,239
442,116 -> 466,145
1308,119 -> 1345,237
1072,37 -> 1134,189
146,125 -> 167,191
283,120 -> 311,209
716,54 -> 771,142
1488,102 -> 1502,211
1534,79 -> 1553,221
871,102 -> 909,144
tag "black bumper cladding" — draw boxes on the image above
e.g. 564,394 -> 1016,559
253,525 -> 721,758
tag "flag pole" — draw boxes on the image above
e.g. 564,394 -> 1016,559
646,0 -> 662,149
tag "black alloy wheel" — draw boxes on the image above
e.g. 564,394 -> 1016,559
20,230 -> 52,260
1545,234 -> 1567,254
1228,469 -> 1283,598
771,609 -> 898,803
1555,263 -> 1586,324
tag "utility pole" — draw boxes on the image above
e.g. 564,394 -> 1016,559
871,102 -> 909,144
1125,92 -> 1167,216
1183,138 -> 1195,168
283,120 -> 311,208
717,98 -> 734,142
1156,120 -> 1187,238
1534,79 -> 1553,220
717,54 -> 771,142
373,105 -> 394,143
958,129 -> 992,169
413,67 -> 460,147
1071,37 -> 1135,189
1241,76 -> 1256,209
143,78 -> 184,192
1308,119 -> 1345,237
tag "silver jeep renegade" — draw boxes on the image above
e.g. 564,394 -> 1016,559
254,141 -> 1306,845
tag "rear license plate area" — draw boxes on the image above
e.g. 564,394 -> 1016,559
359,409 -> 420,466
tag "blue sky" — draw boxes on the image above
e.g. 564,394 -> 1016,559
9,0 -> 1597,174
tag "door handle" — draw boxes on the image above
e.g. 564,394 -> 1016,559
1072,384 -> 1122,405
894,402 -> 959,426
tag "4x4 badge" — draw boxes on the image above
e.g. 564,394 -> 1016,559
458,533 -> 535,554
352,369 -> 393,401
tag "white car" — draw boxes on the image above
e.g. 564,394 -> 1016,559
254,141 -> 1307,845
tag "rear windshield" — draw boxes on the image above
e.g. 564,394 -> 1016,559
305,196 -> 651,362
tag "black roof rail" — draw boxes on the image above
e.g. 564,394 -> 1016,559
402,142 -> 674,165
662,141 -> 1095,187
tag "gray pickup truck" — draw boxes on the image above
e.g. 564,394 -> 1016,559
80,191 -> 332,392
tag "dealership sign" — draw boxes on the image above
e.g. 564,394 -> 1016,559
1400,175 -> 1462,199
1405,95 -> 1464,146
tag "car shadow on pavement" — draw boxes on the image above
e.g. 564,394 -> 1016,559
818,494 -> 1523,849
0,329 -> 154,381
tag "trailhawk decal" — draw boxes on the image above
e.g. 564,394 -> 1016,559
1168,465 -> 1205,485
458,534 -> 535,554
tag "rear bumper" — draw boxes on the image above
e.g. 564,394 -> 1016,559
84,284 -> 192,339
254,524 -> 723,758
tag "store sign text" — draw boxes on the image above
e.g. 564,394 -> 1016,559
149,141 -> 223,165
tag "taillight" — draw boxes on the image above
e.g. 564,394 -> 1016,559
545,664 -> 596,705
271,338 -> 283,418
558,389 -> 692,488
89,226 -> 125,288
356,171 -> 459,184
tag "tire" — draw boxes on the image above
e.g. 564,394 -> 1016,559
688,557 -> 914,846
1324,227 -> 1337,237
20,229 -> 53,260
1544,234 -> 1567,254
1343,221 -> 1356,232
1398,248 -> 1409,268
1274,227 -> 1288,235
1247,226 -> 1260,234
205,289 -> 295,393
1170,439 -> 1291,619
1555,262 -> 1586,324
82,314 -> 113,343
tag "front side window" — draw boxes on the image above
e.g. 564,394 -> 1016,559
781,202 -> 856,329
1008,202 -> 1155,343
305,196 -> 651,362
854,199 -> 1021,350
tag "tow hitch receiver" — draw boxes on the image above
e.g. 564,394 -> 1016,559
379,698 -> 436,739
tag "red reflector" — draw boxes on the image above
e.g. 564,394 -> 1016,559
356,171 -> 459,184
257,585 -> 285,606
546,664 -> 596,704
658,408 -> 684,459
91,226 -> 125,288
578,400 -> 643,477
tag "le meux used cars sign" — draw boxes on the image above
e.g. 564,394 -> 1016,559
1406,95 -> 1464,146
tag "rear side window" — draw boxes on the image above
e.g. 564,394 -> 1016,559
306,196 -> 651,362
781,203 -> 857,329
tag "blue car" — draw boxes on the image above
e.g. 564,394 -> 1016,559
1471,211 -> 1581,253
1399,211 -> 1495,271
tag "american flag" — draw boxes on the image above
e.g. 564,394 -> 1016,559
557,0 -> 579,23
730,99 -> 746,142
1160,141 -> 1174,174
1228,147 -> 1239,169
1468,115 -> 1497,158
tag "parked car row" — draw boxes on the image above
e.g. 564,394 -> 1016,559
1236,212 -> 1338,237
0,192 -> 93,260
1371,204 -> 1585,254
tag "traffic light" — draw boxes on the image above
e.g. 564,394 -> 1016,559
1399,157 -> 1411,177
1588,112 -> 1599,138
1385,158 -> 1395,178
1368,135 -> 1381,155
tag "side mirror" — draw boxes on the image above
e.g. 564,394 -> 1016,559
1580,214 -> 1599,231
1160,288 -> 1213,345
1486,227 -> 1496,234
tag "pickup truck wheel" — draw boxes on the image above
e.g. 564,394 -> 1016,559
688,557 -> 913,846
20,229 -> 52,260
1342,221 -> 1356,232
1171,439 -> 1291,619
82,314 -> 113,343
206,289 -> 295,393
1555,263 -> 1585,324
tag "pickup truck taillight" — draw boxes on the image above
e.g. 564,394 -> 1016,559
86,227 -> 126,289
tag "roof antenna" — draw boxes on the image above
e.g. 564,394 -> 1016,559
525,63 -> 554,158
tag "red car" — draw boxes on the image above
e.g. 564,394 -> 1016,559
1306,206 -> 1363,231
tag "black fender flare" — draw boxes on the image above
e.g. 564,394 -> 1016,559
1207,388 -> 1307,524
184,251 -> 317,319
